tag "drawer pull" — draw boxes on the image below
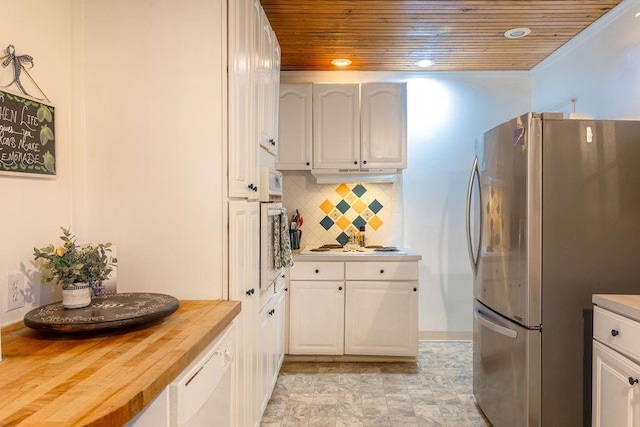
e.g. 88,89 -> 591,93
380,269 -> 385,274
611,329 -> 620,337
315,269 -> 319,274
338,286 -> 343,291
413,287 -> 417,292
629,377 -> 639,385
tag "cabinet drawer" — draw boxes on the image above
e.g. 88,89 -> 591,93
594,306 -> 640,363
290,261 -> 344,280
345,261 -> 418,281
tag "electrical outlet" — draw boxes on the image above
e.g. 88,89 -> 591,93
6,272 -> 25,311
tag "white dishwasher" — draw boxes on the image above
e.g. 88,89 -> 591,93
169,322 -> 235,427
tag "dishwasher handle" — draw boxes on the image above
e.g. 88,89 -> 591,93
474,306 -> 518,339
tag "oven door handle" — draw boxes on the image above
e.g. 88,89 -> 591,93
474,306 -> 518,339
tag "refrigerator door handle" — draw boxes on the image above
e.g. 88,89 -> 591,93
466,157 -> 482,275
474,306 -> 518,339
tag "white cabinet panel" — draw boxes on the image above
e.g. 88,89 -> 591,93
346,261 -> 418,281
361,83 -> 407,169
289,281 -> 345,355
592,340 -> 640,427
312,84 -> 360,169
277,84 -> 312,170
290,261 -> 344,281
345,281 -> 418,356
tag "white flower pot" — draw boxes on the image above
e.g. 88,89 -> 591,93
62,283 -> 92,309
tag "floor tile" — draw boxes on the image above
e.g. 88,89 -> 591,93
260,341 -> 492,427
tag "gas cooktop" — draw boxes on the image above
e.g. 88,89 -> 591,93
300,244 -> 406,255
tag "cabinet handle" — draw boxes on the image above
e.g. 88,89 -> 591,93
611,329 -> 620,337
248,183 -> 254,190
253,186 -> 258,192
269,309 -> 275,316
269,138 -> 276,146
413,287 -> 417,292
353,160 -> 358,165
315,269 -> 319,273
629,377 -> 639,385
284,287 -> 288,292
250,288 -> 255,295
363,160 -> 367,165
338,286 -> 343,291
306,162 -> 310,166
246,289 -> 252,296
380,269 -> 385,274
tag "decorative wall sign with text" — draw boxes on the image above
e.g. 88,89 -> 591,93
0,89 -> 55,177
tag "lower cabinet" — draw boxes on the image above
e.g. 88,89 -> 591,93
288,259 -> 419,357
345,281 -> 418,356
592,301 -> 640,427
259,289 -> 286,414
289,280 -> 345,354
592,341 -> 640,426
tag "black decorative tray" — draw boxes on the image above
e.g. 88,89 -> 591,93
23,292 -> 180,334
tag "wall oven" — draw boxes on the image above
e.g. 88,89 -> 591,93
260,202 -> 285,307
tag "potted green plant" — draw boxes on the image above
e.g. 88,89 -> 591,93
33,227 -> 117,309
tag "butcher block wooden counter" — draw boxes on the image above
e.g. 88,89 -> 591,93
0,299 -> 241,426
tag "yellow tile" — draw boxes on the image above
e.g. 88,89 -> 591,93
319,199 -> 334,214
336,216 -> 351,230
352,200 -> 367,214
368,215 -> 383,230
336,184 -> 351,197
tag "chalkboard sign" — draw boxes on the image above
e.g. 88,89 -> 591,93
0,89 -> 55,177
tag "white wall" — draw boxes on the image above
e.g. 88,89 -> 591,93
81,0 -> 227,299
0,1 -> 77,325
532,0 -> 640,119
282,71 -> 531,337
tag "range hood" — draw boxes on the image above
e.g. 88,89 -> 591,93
311,169 -> 398,184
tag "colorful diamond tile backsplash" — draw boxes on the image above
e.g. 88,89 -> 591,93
282,172 -> 403,247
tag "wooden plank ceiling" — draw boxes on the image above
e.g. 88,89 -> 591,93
261,0 -> 623,71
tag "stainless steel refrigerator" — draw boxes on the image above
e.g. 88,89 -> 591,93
466,112 -> 640,426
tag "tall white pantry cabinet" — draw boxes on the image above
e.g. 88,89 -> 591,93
228,0 -> 282,426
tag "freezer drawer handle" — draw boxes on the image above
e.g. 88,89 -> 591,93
474,307 -> 518,339
611,329 -> 619,337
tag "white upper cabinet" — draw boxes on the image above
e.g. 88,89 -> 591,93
361,83 -> 407,169
228,0 -> 258,199
276,84 -> 313,170
308,83 -> 407,170
313,84 -> 361,169
229,0 -> 280,199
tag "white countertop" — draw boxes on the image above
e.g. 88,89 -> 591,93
293,246 -> 422,262
593,294 -> 640,322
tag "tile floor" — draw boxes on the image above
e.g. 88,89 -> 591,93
260,341 -> 492,426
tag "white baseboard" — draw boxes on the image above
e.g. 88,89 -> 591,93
418,331 -> 472,341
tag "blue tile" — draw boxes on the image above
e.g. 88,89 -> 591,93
320,216 -> 335,230
352,216 -> 366,228
336,200 -> 350,214
336,232 -> 349,246
368,199 -> 383,214
352,184 -> 367,198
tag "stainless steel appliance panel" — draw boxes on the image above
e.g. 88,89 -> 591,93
539,118 -> 640,426
473,300 -> 541,427
472,113 -> 542,328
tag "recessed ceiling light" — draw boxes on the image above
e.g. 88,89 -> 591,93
504,27 -> 531,39
415,59 -> 434,68
331,58 -> 352,67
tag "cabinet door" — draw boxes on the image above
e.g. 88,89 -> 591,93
592,340 -> 640,427
289,280 -> 345,354
313,84 -> 360,169
228,0 -> 258,199
228,201 -> 260,427
277,84 -> 312,170
361,83 -> 407,169
344,281 -> 418,356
